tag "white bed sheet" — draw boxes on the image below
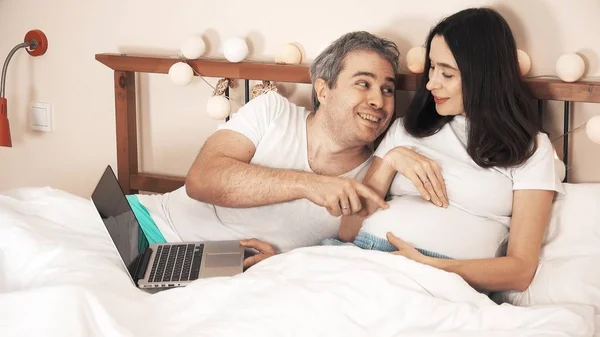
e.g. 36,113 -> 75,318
0,187 -> 595,337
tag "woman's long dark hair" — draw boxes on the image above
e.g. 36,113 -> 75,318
403,7 -> 540,168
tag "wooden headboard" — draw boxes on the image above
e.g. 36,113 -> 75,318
95,53 -> 600,194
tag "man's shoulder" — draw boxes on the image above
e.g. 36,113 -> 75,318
244,91 -> 308,117
251,91 -> 291,106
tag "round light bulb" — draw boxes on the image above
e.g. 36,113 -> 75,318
275,43 -> 302,64
223,38 -> 249,63
206,96 -> 231,119
181,35 -> 206,59
168,62 -> 194,86
517,49 -> 531,76
556,53 -> 585,82
406,46 -> 427,74
586,116 -> 600,144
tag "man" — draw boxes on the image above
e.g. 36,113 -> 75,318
142,31 -> 399,268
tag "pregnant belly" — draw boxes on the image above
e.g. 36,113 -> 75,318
360,195 -> 509,260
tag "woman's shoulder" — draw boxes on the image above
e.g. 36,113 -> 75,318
528,132 -> 554,160
508,132 -> 554,169
385,118 -> 411,138
506,131 -> 564,193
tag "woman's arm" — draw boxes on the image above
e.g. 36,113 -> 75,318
339,157 -> 396,241
339,157 -> 395,241
339,147 -> 449,242
389,189 -> 554,292
362,156 -> 399,211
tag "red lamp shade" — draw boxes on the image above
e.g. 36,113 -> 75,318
0,98 -> 10,147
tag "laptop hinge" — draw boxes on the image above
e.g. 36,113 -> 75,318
133,247 -> 153,285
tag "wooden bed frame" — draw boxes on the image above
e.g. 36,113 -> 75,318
95,53 -> 600,195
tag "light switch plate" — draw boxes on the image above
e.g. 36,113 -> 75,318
31,102 -> 53,132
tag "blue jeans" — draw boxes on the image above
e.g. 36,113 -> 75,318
322,231 -> 452,259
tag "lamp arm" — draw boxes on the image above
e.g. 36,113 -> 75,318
0,41 -> 35,98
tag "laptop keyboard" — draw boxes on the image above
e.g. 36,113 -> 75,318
148,244 -> 204,283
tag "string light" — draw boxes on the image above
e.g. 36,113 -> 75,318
178,56 -> 245,107
551,123 -> 587,143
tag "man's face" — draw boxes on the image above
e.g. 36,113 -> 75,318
318,50 -> 396,145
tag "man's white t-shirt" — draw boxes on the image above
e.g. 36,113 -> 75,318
361,116 -> 564,260
138,92 -> 371,253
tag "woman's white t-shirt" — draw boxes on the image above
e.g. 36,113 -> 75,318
361,116 -> 564,260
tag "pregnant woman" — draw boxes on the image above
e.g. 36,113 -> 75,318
337,7 -> 563,293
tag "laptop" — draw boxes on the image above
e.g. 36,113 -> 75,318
91,165 -> 244,289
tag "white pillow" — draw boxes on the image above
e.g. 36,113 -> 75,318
495,183 -> 600,312
498,256 -> 600,312
542,183 -> 600,259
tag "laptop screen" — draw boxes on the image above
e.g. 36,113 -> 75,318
91,166 -> 148,279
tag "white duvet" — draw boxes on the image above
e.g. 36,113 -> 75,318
0,187 -> 595,337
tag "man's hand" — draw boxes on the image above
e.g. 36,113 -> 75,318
304,175 -> 389,217
239,238 -> 278,269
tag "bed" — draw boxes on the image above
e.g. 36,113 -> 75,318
0,53 -> 599,336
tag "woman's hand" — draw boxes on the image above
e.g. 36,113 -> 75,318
383,146 -> 448,207
386,232 -> 427,264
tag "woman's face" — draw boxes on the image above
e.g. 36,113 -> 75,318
426,35 -> 465,116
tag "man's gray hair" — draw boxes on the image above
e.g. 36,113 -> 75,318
309,31 -> 400,111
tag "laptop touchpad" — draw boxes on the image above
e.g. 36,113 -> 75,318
205,253 -> 241,268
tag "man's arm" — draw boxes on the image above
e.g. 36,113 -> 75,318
186,129 -> 311,208
185,130 -> 388,214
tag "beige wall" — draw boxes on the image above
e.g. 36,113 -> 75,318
0,0 -> 598,197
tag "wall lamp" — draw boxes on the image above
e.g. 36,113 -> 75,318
0,30 -> 48,147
